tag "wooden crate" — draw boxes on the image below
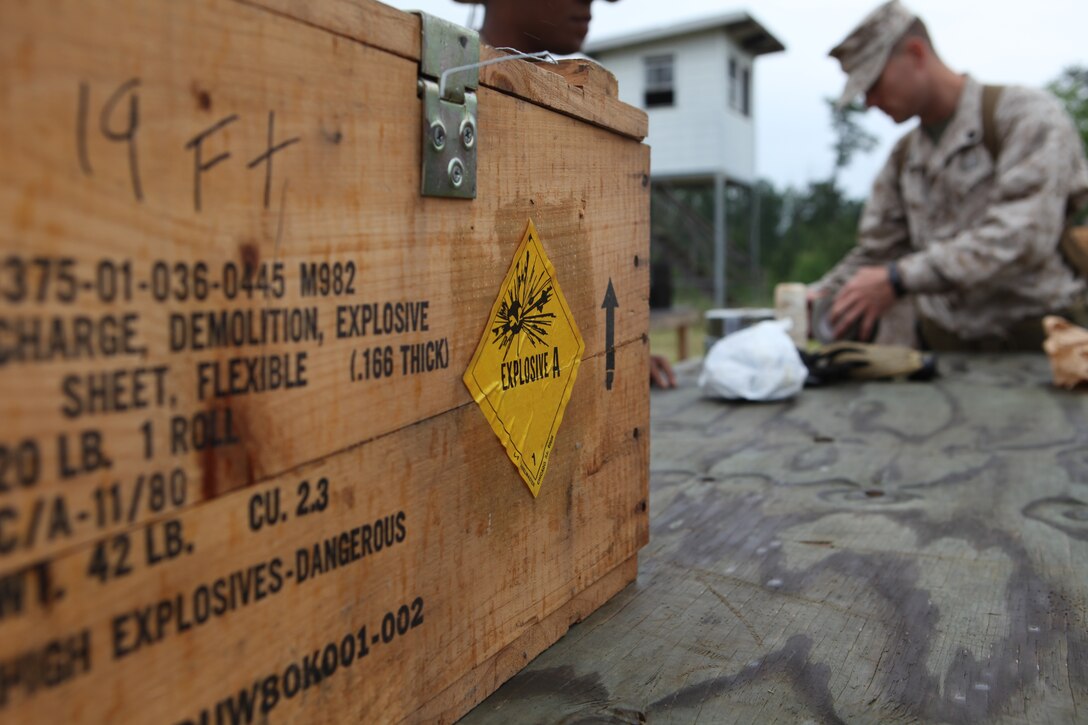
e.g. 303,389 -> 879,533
0,0 -> 650,721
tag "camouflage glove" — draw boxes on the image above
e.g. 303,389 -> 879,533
801,342 -> 938,386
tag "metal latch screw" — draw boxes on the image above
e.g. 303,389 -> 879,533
430,121 -> 447,151
417,13 -> 559,199
448,158 -> 465,188
418,13 -> 479,199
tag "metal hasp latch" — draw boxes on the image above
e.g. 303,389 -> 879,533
417,13 -> 479,199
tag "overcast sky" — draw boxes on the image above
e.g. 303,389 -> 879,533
384,0 -> 1086,198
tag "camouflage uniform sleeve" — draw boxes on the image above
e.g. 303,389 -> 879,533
809,139 -> 912,297
896,93 -> 1077,294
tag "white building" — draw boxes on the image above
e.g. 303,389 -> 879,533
584,12 -> 784,304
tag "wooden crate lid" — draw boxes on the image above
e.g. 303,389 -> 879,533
250,0 -> 649,140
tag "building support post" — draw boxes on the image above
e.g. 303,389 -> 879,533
749,183 -> 761,293
713,173 -> 727,307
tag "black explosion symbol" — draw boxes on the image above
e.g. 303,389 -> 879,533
491,249 -> 556,360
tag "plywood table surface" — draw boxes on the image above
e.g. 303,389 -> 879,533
464,354 -> 1088,724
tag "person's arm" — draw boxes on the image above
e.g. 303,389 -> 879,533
897,94 -> 1080,294
809,138 -> 913,300
811,142 -> 914,339
650,354 -> 676,389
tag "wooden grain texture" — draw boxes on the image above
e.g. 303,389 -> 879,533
0,0 -> 649,567
0,0 -> 650,721
540,60 -> 620,99
417,557 -> 639,724
464,355 -> 1088,724
237,0 -> 421,61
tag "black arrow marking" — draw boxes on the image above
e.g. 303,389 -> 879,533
602,278 -> 618,390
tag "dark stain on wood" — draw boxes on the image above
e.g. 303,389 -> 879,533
239,241 -> 259,271
1023,496 -> 1088,541
200,434 -> 218,502
484,666 -> 647,723
649,635 -> 845,725
191,82 -> 212,111
199,399 -> 254,501
321,126 -> 343,145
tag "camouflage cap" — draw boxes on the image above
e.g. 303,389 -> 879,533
829,0 -> 916,108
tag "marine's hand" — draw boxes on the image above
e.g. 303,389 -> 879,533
806,286 -> 829,304
830,265 -> 896,341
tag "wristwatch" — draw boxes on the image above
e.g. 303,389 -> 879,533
886,261 -> 907,298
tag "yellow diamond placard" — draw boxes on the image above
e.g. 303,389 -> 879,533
463,220 -> 585,497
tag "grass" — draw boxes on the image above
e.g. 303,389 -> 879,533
649,287 -> 716,363
649,326 -> 706,364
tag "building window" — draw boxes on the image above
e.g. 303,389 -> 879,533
728,56 -> 751,117
643,55 -> 674,108
728,57 -> 738,109
741,66 -> 751,116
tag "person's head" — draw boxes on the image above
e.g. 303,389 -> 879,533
829,1 -> 943,123
456,0 -> 618,55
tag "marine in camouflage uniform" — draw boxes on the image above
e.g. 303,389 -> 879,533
812,0 -> 1088,351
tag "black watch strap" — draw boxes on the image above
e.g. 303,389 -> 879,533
887,261 -> 907,298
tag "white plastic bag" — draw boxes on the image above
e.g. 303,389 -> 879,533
699,319 -> 806,401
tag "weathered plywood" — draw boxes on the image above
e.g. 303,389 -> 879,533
465,355 -> 1088,724
0,0 -> 650,721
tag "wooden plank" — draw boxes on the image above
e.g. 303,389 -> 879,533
0,0 -> 650,721
0,0 -> 650,569
0,341 -> 647,722
477,49 -> 647,141
235,0 -> 421,61
463,355 -> 1088,724
416,557 -> 639,724
242,0 -> 649,140
540,60 -> 620,99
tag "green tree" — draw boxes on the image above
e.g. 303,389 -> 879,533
1048,65 -> 1088,152
768,181 -> 863,284
1049,65 -> 1088,223
764,100 -> 872,286
648,96 -> 878,305
829,99 -> 879,188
